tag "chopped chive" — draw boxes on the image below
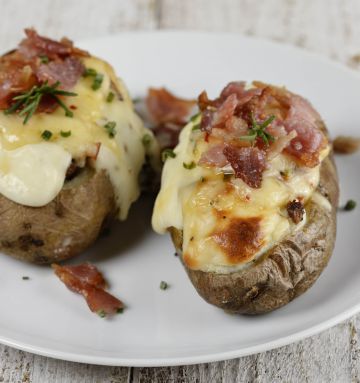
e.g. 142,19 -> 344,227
344,199 -> 356,211
41,130 -> 52,140
83,68 -> 97,77
160,281 -> 168,290
142,134 -> 152,148
97,310 -> 106,318
161,148 -> 176,162
92,73 -> 104,91
39,55 -> 49,64
106,92 -> 115,103
192,124 -> 200,131
183,161 -> 196,170
60,130 -> 72,138
22,276 -> 30,280
117,307 -> 124,314
190,113 -> 200,122
104,121 -> 116,138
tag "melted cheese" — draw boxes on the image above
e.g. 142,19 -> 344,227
0,56 -> 158,219
152,118 -> 330,273
0,143 -> 71,206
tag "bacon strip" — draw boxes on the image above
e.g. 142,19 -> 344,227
197,81 -> 328,176
223,146 -> 266,188
146,88 -> 196,149
0,29 -> 86,111
52,263 -> 124,317
19,28 -> 88,60
36,56 -> 85,89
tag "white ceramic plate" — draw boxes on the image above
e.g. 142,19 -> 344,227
0,31 -> 359,367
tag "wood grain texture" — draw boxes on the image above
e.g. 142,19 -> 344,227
0,0 -> 359,382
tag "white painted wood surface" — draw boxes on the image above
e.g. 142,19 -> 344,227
0,0 -> 359,381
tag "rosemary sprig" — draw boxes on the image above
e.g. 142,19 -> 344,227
239,113 -> 276,146
4,81 -> 77,124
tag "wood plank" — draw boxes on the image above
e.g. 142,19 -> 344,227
0,0 -> 158,51
159,0 -> 360,64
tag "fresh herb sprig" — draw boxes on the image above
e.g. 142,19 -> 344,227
239,113 -> 276,146
4,81 -> 77,124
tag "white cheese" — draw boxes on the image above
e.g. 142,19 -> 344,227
0,143 -> 71,206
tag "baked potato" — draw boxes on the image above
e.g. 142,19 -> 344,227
0,29 -> 158,264
152,81 -> 339,314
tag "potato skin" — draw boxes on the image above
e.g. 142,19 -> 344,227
0,168 -> 116,264
170,153 -> 339,314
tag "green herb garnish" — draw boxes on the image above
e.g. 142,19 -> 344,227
41,130 -> 52,140
161,148 -> 176,162
92,73 -> 104,91
97,310 -> 106,318
39,55 -> 49,64
106,91 -> 115,103
239,113 -> 276,146
104,121 -> 116,138
142,134 -> 152,148
344,199 -> 357,211
83,68 -> 104,91
190,113 -> 200,122
22,276 -> 30,280
60,130 -> 72,138
117,307 -> 124,314
83,68 -> 97,77
160,281 -> 168,290
192,124 -> 200,131
183,161 -> 196,170
190,113 -> 201,130
4,81 -> 77,124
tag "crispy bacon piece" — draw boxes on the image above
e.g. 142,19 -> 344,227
267,130 -> 297,160
197,81 -> 328,171
223,146 -> 266,188
19,28 -> 88,60
0,29 -> 86,112
146,87 -> 196,149
146,87 -> 196,125
283,118 -> 326,167
36,56 -> 85,89
220,81 -> 262,106
52,263 -> 124,316
287,200 -> 305,224
198,144 -> 228,168
0,56 -> 37,108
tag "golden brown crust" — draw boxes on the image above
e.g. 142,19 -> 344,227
0,168 -> 116,264
170,152 -> 339,314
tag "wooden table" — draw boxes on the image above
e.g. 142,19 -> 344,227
1,0 -> 359,381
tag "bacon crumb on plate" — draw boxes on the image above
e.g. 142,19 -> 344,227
333,135 -> 360,154
145,87 -> 196,149
52,263 -> 124,317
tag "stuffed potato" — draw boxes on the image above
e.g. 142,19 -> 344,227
152,81 -> 339,314
0,29 -> 158,263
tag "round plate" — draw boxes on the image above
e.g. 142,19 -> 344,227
1,31 -> 359,367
